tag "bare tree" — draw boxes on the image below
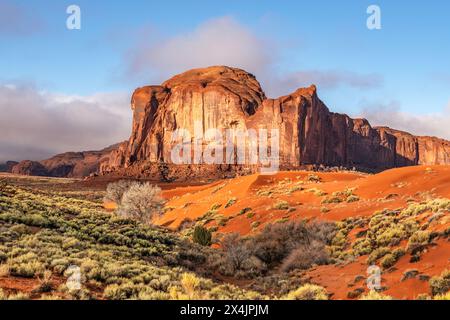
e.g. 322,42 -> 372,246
221,233 -> 252,271
117,183 -> 165,224
104,180 -> 138,204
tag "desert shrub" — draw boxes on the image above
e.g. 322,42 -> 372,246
401,269 -> 419,281
359,290 -> 392,300
284,284 -> 328,300
103,282 -> 142,300
407,230 -> 431,252
238,207 -> 252,215
5,292 -> 30,300
307,174 -> 321,183
116,183 -> 164,224
352,238 -> 372,256
10,224 -> 32,235
250,220 -> 335,268
0,247 -> 7,263
380,248 -> 407,268
401,198 -> 450,217
251,221 -> 261,229
362,211 -> 418,250
181,273 -> 201,299
307,188 -> 326,197
210,203 -> 222,210
246,211 -> 255,219
256,190 -> 273,197
192,226 -> 212,246
224,198 -> 237,208
273,201 -> 289,210
347,288 -> 365,299
104,180 -> 137,204
393,247 -> 406,259
320,206 -> 330,213
429,269 -> 450,296
367,247 -> 390,265
35,270 -> 54,293
321,196 -> 342,204
287,186 -> 303,194
434,292 -> 450,300
281,240 -> 330,272
216,215 -> 230,227
220,233 -> 254,272
39,294 -> 62,300
380,254 -> 396,269
416,293 -> 432,300
346,195 -> 360,203
8,256 -> 45,278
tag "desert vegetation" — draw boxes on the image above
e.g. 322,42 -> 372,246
0,177 -> 332,300
1,165 -> 449,300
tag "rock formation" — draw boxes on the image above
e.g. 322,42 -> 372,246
8,66 -> 450,179
99,66 -> 450,180
11,143 -> 121,177
0,161 -> 19,173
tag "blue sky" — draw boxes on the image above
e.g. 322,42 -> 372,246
1,0 -> 450,161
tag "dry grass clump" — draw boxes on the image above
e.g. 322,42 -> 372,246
283,284 -> 328,300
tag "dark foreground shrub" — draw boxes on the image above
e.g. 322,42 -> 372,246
281,240 -> 330,272
192,226 -> 212,246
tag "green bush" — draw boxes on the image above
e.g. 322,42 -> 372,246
192,226 -> 212,246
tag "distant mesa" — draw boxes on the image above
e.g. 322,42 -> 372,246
6,66 -> 450,179
0,161 -> 19,173
4,143 -> 122,178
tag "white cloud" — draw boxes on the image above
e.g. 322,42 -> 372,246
125,16 -> 274,82
358,100 -> 450,140
281,70 -> 382,90
123,16 -> 383,98
0,83 -> 131,162
3,15 -> 431,164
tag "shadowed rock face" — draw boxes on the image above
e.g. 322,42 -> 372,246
0,161 -> 18,173
99,66 -> 450,180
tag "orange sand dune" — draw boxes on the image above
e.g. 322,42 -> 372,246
306,239 -> 450,300
155,165 -> 449,300
155,165 -> 450,235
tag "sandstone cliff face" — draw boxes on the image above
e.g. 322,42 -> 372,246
11,144 -> 121,177
99,66 -> 450,180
